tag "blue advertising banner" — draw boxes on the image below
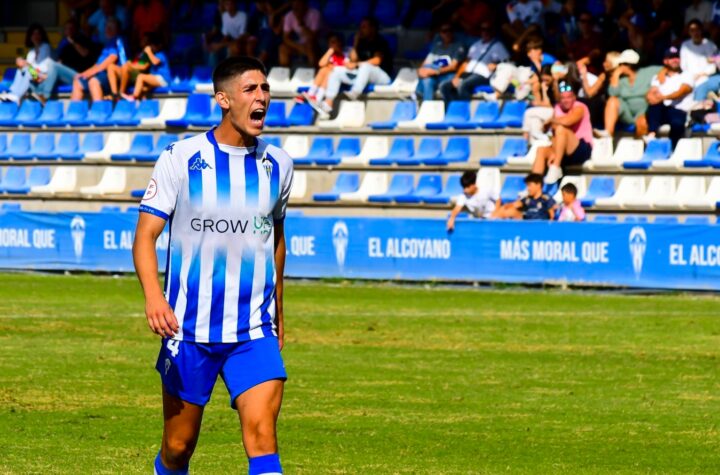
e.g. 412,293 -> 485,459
0,210 -> 719,290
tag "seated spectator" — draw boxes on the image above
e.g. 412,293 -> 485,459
503,0 -> 544,43
317,17 -> 392,118
88,0 -> 128,43
601,49 -> 662,138
439,22 -> 509,102
492,173 -> 556,220
301,32 -> 347,104
415,23 -> 465,100
278,0 -> 321,67
245,0 -> 286,65
533,81 -> 593,184
556,183 -> 586,222
446,171 -> 499,231
109,32 -> 169,101
619,0 -> 674,63
56,18 -> 97,73
682,20 -> 720,102
522,65 -> 555,144
578,51 -> 618,130
685,0 -> 713,27
490,36 -> 556,101
206,0 -> 248,67
567,11 -> 603,74
71,17 -> 127,102
130,0 -> 167,53
0,24 -> 52,104
646,46 -> 694,146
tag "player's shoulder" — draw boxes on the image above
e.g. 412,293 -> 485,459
158,132 -> 212,165
257,138 -> 293,169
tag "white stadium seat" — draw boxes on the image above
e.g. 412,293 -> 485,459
340,172 -> 389,202
267,67 -> 292,93
317,100 -> 366,129
84,132 -> 131,162
396,100 -> 444,129
290,171 -> 307,200
289,67 -> 315,91
653,138 -> 702,170
80,167 -> 127,196
683,176 -> 720,210
632,176 -> 676,209
477,167 -> 501,195
656,176 -> 705,209
283,136 -> 310,159
141,98 -> 186,127
372,68 -> 419,95
31,167 -> 78,195
506,142 -> 541,167
582,137 -> 614,170
343,137 -> 389,165
589,137 -> 640,170
595,176 -> 645,208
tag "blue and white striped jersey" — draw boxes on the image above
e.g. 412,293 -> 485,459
139,130 -> 293,343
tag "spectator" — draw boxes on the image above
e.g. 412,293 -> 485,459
56,18 -> 97,73
439,22 -> 509,102
206,0 -> 248,67
130,0 -> 168,53
317,17 -> 392,118
0,24 -> 53,104
415,23 -> 465,100
278,0 -> 322,67
533,81 -> 593,184
567,11 -> 603,74
503,0 -> 544,43
489,36 -> 553,101
245,0 -> 286,65
601,49 -> 661,138
301,32 -> 347,104
88,0 -> 128,43
71,17 -> 127,101
522,65 -> 555,143
450,0 -> 494,39
578,51 -> 619,129
556,183 -> 586,221
620,0 -> 674,63
646,46 -> 694,146
492,173 -> 556,220
681,20 -> 719,101
446,171 -> 499,231
109,32 -> 169,101
595,0 -> 627,54
685,0 -> 713,27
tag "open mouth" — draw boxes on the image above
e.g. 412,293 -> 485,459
250,107 -> 266,127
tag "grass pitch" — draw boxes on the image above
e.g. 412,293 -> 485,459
1,273 -> 719,474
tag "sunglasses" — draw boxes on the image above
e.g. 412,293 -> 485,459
558,82 -> 574,93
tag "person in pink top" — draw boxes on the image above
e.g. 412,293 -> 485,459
532,81 -> 594,184
279,0 -> 322,66
556,182 -> 586,222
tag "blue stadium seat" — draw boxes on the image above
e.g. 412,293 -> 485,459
125,206 -> 140,213
0,68 -> 16,91
0,133 -> 31,160
684,140 -> 720,168
369,137 -> 414,166
624,216 -> 648,223
262,136 -> 282,148
71,100 -> 113,126
581,177 -> 616,207
23,134 -> 56,160
654,216 -> 679,224
52,133 -> 83,160
107,100 -> 136,126
24,100 -> 64,128
480,138 -> 528,166
130,188 -> 145,198
0,102 -> 19,125
3,100 -> 42,127
111,134 -> 154,161
78,133 -> 105,157
368,174 -> 415,203
408,137 -> 442,166
287,102 -> 315,126
50,101 -> 89,127
594,215 -> 618,222
685,216 -> 712,225
316,137 -> 361,165
313,172 -> 360,201
424,174 -> 464,204
294,137 -> 334,165
1,202 -> 21,211
623,138 -> 671,169
0,135 -> 6,155
468,102 -> 500,128
0,167 -> 25,192
480,101 -> 527,128
376,0 -> 400,26
4,167 -> 50,194
115,99 -> 159,126
323,0 -> 345,23
264,102 -> 288,127
136,134 -> 178,162
499,176 -> 526,203
101,205 -> 122,213
424,137 -> 470,165
190,103 -> 222,127
369,101 -> 416,130
426,101 -> 470,130
346,2 -> 371,26
395,174 -> 443,203
166,94 -> 212,128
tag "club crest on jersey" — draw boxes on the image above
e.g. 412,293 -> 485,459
261,155 -> 273,178
189,155 -> 212,171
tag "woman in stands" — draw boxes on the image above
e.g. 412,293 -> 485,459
522,65 -> 556,144
108,32 -> 170,101
0,24 -> 52,104
300,32 -> 347,106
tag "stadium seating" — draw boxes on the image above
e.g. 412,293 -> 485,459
369,137 -> 414,166
371,68 -> 419,95
316,137 -> 361,165
587,138 -> 642,170
367,173 -> 414,203
593,215 -> 619,222
623,139 -> 671,169
478,167 -> 501,196
50,101 -> 89,127
395,174 -> 443,203
426,101 -> 470,130
73,100 -> 113,126
628,176 -> 676,209
0,102 -> 19,125
86,132 -> 130,161
684,140 -> 720,168
344,136 -> 389,165
397,100 -> 443,129
283,135 -> 310,159
424,174 -> 464,204
410,137 -> 443,166
654,216 -> 679,224
317,101 -> 365,129
119,99 -> 160,126
426,137 -> 470,165
0,100 -> 42,127
554,176 -> 587,202
369,101 -> 417,130
313,172 -> 360,201
582,137 -> 613,170
2,167 -> 50,193
480,138 -> 528,166
480,101 -> 526,128
24,100 -> 64,128
17,134 -> 55,160
0,68 -> 16,91
682,177 -> 720,210
499,175 -> 525,203
294,137 -> 334,165
264,102 -> 288,127
111,134 -> 155,161
0,134 -> 31,160
653,138 -> 702,170
80,167 -> 127,196
580,177 -> 616,207
1,202 -> 22,211
31,166 -> 78,195
340,172 -> 389,202
166,94 -> 212,128
289,171 -> 307,200
136,134 -> 178,162
464,102 -> 501,129
286,103 -> 314,126
595,176 -> 645,208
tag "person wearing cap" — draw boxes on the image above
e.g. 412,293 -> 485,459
600,49 -> 662,138
646,46 -> 694,147
492,173 -> 556,220
531,81 -> 593,184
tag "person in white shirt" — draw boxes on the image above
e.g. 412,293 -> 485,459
446,171 -> 498,231
0,24 -> 52,104
646,46 -> 694,147
685,0 -> 713,26
681,20 -> 717,87
206,0 -> 248,66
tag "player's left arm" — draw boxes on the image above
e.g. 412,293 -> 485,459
274,220 -> 286,351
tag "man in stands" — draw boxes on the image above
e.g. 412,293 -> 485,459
415,22 -> 465,100
439,21 -> 509,102
446,171 -> 498,231
315,17 -> 392,118
492,173 -> 556,220
646,46 -> 694,146
279,0 -> 322,67
532,81 -> 593,184
206,0 -> 248,67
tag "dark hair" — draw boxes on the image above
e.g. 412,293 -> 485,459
360,16 -> 379,31
460,171 -> 476,188
540,64 -> 553,77
561,183 -> 578,196
526,36 -> 543,52
524,173 -> 543,184
25,23 -> 49,49
144,31 -> 163,49
327,31 -> 344,43
213,56 -> 267,93
687,19 -> 704,33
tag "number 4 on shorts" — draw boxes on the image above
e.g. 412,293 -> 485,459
166,339 -> 180,358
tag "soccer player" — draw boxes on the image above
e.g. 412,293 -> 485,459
132,56 -> 293,475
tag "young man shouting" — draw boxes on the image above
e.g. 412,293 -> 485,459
133,56 -> 293,475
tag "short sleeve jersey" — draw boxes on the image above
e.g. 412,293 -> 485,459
456,189 -> 498,218
139,131 -> 294,343
520,193 -> 555,220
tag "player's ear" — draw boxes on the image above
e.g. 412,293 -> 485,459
216,91 -> 231,110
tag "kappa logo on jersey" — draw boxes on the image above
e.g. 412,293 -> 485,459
262,155 -> 273,179
165,143 -> 175,154
189,156 -> 212,171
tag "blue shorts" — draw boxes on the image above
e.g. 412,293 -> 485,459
156,336 -> 286,409
79,71 -> 110,93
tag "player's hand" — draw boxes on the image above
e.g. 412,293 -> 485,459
446,219 -> 455,233
145,295 -> 179,338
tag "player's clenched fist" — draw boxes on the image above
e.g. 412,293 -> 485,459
145,295 -> 178,337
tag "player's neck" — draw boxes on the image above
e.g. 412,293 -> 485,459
213,121 -> 257,149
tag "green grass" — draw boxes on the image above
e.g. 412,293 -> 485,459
1,273 -> 720,474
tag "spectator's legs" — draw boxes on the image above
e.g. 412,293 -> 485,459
634,114 -> 648,138
310,66 -> 333,101
33,62 -> 58,99
416,76 -> 439,100
667,108 -> 688,148
88,77 -> 103,102
132,73 -> 162,100
693,74 -> 720,101
532,145 -> 553,174
550,125 -> 579,167
604,96 -> 620,135
107,64 -> 121,96
457,74 -> 489,100
6,69 -> 31,102
118,63 -> 133,96
323,67 -> 353,107
54,63 -> 78,86
438,78 -> 458,103
492,203 -> 523,220
349,63 -> 391,95
70,77 -> 85,101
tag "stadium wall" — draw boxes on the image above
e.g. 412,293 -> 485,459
1,210 -> 719,291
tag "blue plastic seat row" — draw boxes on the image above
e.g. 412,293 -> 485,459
0,166 -> 51,193
0,133 -> 104,160
369,137 -> 470,166
313,173 -> 464,204
111,134 -> 178,162
0,99 -> 160,127
370,100 -> 527,130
